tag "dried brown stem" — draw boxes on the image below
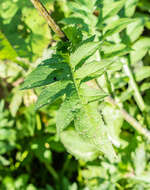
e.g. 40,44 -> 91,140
105,96 -> 150,141
30,0 -> 65,38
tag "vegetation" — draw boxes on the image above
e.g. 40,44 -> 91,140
0,0 -> 150,189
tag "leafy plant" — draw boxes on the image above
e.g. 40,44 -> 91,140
0,0 -> 150,189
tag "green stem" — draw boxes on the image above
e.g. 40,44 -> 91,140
115,183 -> 124,190
44,163 -> 59,181
68,57 -> 82,102
123,57 -> 146,112
60,155 -> 72,177
104,71 -> 114,97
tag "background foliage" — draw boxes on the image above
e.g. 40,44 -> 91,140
0,0 -> 150,189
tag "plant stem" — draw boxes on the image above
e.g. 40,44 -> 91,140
44,163 -> 59,181
116,183 -> 124,190
30,0 -> 65,38
104,71 -> 114,97
94,49 -> 149,140
123,56 -> 146,112
60,155 -> 72,177
105,96 -> 150,141
94,79 -> 150,141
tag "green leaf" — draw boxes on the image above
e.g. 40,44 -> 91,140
70,41 -> 100,68
130,38 -> 150,64
21,64 -> 55,90
60,129 -> 99,161
69,0 -> 96,13
67,1 -> 97,32
129,174 -> 150,183
101,43 -> 132,58
56,86 -> 79,135
0,129 -> 16,143
0,0 -> 50,60
9,89 -> 23,117
102,0 -> 126,20
126,18 -> 145,42
35,81 -> 70,110
79,83 -> 108,103
0,141 -> 13,154
74,102 -> 116,162
27,184 -> 37,190
133,143 -> 146,175
140,82 -> 150,92
102,103 -> 123,147
63,25 -> 83,49
138,0 -> 150,12
22,7 -> 50,59
69,183 -> 78,190
0,0 -> 18,22
21,57 -> 68,90
103,18 -> 133,39
0,30 -> 17,61
75,59 -> 114,80
0,155 -> 10,166
135,66 -> 150,81
118,88 -> 133,102
125,0 -> 139,17
61,17 -> 89,32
